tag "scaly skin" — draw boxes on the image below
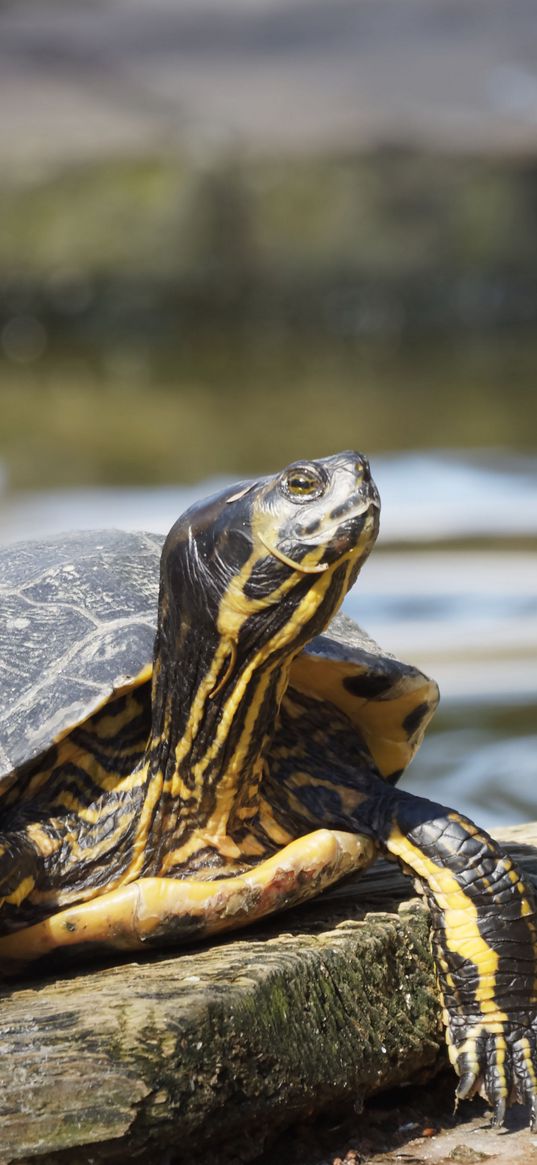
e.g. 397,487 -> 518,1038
264,691 -> 537,1128
0,451 -> 536,1128
370,788 -> 537,1127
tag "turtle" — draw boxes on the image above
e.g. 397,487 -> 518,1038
0,450 -> 536,1128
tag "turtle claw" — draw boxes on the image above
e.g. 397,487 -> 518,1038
530,1093 -> 537,1133
455,1069 -> 481,1102
450,1020 -> 537,1130
489,1096 -> 507,1129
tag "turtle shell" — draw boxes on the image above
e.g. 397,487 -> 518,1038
0,529 -> 438,789
0,530 -> 162,783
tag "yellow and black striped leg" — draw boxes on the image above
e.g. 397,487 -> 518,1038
368,787 -> 537,1128
0,834 -> 40,913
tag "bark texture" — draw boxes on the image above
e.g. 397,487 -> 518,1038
2,824 -> 536,1165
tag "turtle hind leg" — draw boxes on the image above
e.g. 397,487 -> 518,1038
0,831 -> 42,922
0,828 -> 376,973
0,759 -> 160,935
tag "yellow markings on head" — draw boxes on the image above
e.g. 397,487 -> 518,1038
386,823 -> 507,1020
258,532 -> 329,574
217,544 -> 300,633
253,482 -> 376,584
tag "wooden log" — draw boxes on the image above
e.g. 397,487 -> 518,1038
2,824 -> 537,1165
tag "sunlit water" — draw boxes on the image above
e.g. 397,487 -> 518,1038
0,449 -> 535,829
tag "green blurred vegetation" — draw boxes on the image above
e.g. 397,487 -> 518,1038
2,331 -> 536,488
2,149 -> 536,324
1,147 -> 536,488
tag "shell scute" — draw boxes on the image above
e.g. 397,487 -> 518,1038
0,530 -> 163,782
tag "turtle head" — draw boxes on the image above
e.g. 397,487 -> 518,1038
252,449 -> 380,582
158,451 -> 380,673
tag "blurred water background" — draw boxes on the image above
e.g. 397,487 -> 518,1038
0,0 -> 536,827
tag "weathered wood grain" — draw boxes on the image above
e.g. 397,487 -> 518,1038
2,824 -> 537,1165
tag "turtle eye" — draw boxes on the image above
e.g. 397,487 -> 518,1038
281,464 -> 325,502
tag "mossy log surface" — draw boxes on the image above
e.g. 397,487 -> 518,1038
2,824 -> 537,1165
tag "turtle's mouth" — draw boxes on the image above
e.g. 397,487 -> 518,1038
321,506 -> 379,562
294,488 -> 380,548
260,500 -> 379,577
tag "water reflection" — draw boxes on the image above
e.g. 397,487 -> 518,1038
408,725 -> 537,830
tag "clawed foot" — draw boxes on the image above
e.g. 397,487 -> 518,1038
450,1019 -> 537,1130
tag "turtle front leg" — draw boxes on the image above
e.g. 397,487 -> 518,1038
366,784 -> 537,1128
